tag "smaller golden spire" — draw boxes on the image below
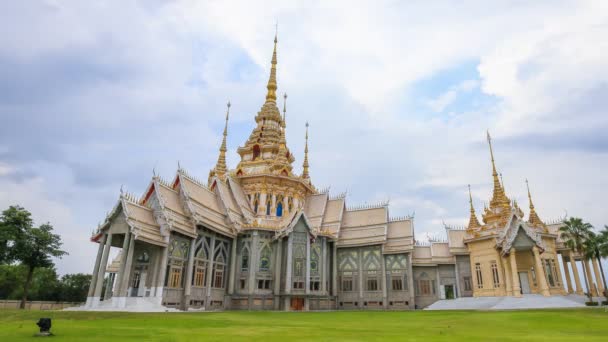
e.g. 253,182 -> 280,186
486,130 -> 510,209
282,93 -> 287,128
302,122 -> 310,179
526,179 -> 545,227
210,102 -> 230,181
467,184 -> 481,230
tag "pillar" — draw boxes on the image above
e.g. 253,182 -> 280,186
322,238 -> 328,293
182,238 -> 196,311
206,235 -> 216,308
569,253 -> 583,295
149,247 -> 159,297
592,257 -> 605,295
454,258 -> 461,298
305,233 -> 311,311
331,242 -> 338,296
503,255 -> 512,296
286,234 -> 293,294
274,237 -> 283,310
561,255 -> 573,294
118,234 -> 136,307
509,248 -> 522,297
104,273 -> 114,300
93,233 -> 113,303
228,238 -> 237,295
584,259 -> 597,296
532,246 -> 550,296
86,234 -> 106,306
381,254 -> 388,308
553,255 -> 565,294
407,253 -> 415,308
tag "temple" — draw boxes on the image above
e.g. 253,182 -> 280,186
84,33 -> 605,311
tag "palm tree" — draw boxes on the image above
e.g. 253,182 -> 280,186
583,232 -> 607,298
597,226 -> 608,296
560,217 -> 594,300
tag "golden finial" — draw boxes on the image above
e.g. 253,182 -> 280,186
265,28 -> 278,102
282,93 -> 287,127
467,184 -> 481,230
525,178 -> 533,209
302,122 -> 310,179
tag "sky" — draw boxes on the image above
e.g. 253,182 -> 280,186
0,1 -> 607,278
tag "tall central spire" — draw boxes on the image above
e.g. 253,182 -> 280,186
265,29 -> 278,103
486,130 -> 510,209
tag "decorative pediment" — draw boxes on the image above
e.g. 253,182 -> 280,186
275,210 -> 317,239
497,214 -> 544,255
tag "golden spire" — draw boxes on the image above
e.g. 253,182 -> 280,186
526,179 -> 545,227
467,184 -> 481,230
302,122 -> 310,179
265,27 -> 278,103
486,130 -> 510,208
282,93 -> 287,128
210,102 -> 230,181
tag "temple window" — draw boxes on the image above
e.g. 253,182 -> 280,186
491,261 -> 500,288
266,200 -> 271,215
310,281 -> 320,291
212,244 -> 227,288
531,266 -> 537,286
385,254 -> 408,292
253,145 -> 261,160
341,276 -> 354,291
276,202 -> 283,216
475,263 -> 483,289
288,198 -> 293,212
257,279 -> 271,289
366,278 -> 379,291
241,248 -> 249,271
254,199 -> 259,213
166,239 -> 189,288
259,245 -> 271,272
193,242 -> 208,287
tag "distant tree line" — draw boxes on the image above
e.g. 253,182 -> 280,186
0,265 -> 90,302
0,205 -> 91,307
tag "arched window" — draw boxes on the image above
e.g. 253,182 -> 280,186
254,199 -> 259,213
253,145 -> 261,160
266,200 -> 271,215
288,197 -> 293,212
241,248 -> 249,271
276,202 -> 283,217
259,245 -> 272,272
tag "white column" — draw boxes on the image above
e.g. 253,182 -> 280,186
381,253 -> 387,308
321,238 -> 328,293
228,238 -> 237,295
503,255 -> 512,296
407,253 -> 415,308
155,244 -> 169,304
274,238 -> 283,294
248,232 -> 258,294
205,235 -> 216,307
93,233 -> 113,306
305,235 -> 311,295
182,238 -> 196,310
285,234 -> 293,294
331,243 -> 338,297
532,246 -> 550,296
117,234 -> 135,307
86,234 -> 106,307
510,248 -> 522,297
569,253 -> 583,295
454,258 -> 461,298
562,254 -> 574,294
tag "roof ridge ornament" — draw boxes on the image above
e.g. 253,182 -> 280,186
467,184 -> 481,230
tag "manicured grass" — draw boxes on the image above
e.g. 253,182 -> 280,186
0,308 -> 607,341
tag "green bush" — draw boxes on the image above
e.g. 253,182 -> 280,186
585,301 -> 599,306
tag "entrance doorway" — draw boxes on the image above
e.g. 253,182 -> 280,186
518,272 -> 531,294
444,285 -> 455,299
290,297 -> 304,311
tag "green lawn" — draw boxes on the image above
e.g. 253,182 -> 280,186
0,308 -> 607,341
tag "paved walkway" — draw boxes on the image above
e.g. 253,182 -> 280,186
425,294 -> 603,310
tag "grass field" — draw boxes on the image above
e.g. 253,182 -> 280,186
0,308 -> 607,341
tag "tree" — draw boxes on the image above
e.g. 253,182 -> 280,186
59,273 -> 91,302
12,222 -> 67,308
560,217 -> 594,300
0,206 -> 33,264
583,232 -> 607,298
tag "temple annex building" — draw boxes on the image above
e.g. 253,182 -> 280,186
84,34 -> 605,311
